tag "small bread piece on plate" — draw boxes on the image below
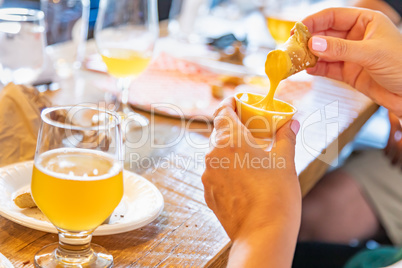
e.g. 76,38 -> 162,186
219,75 -> 244,87
14,192 -> 37,209
211,83 -> 225,99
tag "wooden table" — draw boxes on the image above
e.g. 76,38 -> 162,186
0,62 -> 377,267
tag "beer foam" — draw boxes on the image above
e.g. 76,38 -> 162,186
35,148 -> 122,181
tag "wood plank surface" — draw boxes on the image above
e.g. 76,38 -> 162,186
0,64 -> 377,267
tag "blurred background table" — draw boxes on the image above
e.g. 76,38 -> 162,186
0,53 -> 377,267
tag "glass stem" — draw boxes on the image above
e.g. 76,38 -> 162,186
118,77 -> 132,114
56,230 -> 95,264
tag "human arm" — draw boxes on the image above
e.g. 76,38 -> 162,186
352,0 -> 401,24
299,8 -> 402,119
202,97 -> 301,267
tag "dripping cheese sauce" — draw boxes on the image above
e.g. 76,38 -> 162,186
244,49 -> 293,112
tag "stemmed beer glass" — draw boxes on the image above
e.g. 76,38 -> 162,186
31,106 -> 123,267
95,0 -> 159,126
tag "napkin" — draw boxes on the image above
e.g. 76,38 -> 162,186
0,83 -> 50,167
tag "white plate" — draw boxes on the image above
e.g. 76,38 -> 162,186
0,161 -> 164,236
0,252 -> 13,268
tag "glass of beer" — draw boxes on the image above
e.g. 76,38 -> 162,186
94,0 -> 158,125
31,106 -> 123,267
262,0 -> 310,45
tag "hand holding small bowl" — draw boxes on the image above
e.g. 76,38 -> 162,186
234,92 -> 296,139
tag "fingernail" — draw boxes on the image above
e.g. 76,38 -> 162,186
312,36 -> 327,52
291,120 -> 300,135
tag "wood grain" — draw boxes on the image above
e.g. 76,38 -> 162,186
0,66 -> 377,267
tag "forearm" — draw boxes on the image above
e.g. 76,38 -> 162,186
352,0 -> 401,24
227,221 -> 300,268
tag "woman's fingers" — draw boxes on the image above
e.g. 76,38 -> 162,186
302,7 -> 375,33
213,97 -> 239,129
306,61 -> 344,81
313,30 -> 349,39
308,35 -> 376,65
272,120 -> 299,166
212,97 -> 243,146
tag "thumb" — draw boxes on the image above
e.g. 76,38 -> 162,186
309,35 -> 368,65
272,120 -> 300,162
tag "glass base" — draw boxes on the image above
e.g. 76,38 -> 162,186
34,243 -> 113,268
118,109 -> 149,129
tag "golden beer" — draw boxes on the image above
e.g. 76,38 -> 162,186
266,17 -> 296,44
101,48 -> 151,78
31,148 -> 123,232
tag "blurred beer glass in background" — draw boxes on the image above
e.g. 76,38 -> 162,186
0,8 -> 46,85
262,0 -> 309,46
41,0 -> 89,78
261,0 -> 346,46
95,0 -> 158,121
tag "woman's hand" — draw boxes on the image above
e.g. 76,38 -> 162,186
202,97 -> 301,267
302,8 -> 402,118
385,111 -> 402,167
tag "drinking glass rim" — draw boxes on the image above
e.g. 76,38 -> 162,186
0,8 -> 44,22
41,106 -> 121,131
